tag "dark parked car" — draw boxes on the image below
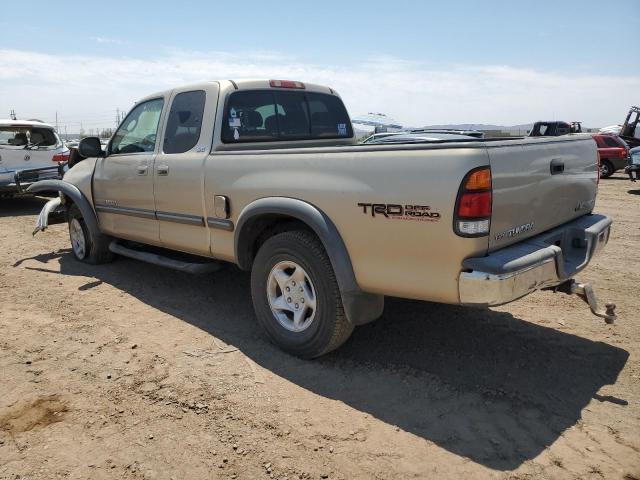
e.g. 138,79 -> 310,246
592,134 -> 630,178
528,121 -> 582,137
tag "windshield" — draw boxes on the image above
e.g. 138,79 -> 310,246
0,126 -> 59,149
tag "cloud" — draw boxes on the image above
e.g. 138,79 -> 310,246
0,48 -> 637,130
91,36 -> 124,45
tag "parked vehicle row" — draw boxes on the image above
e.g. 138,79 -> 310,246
26,79 -> 615,358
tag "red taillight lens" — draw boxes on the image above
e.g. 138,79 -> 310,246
52,151 -> 70,163
454,166 -> 492,237
457,192 -> 492,218
269,79 -> 305,89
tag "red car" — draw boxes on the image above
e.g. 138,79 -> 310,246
593,134 -> 629,178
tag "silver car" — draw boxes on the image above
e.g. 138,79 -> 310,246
0,119 -> 68,197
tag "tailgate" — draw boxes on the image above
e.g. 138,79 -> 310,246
487,135 -> 599,251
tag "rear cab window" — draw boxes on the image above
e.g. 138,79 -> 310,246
221,90 -> 352,143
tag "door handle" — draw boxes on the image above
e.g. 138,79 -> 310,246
550,158 -> 564,175
157,165 -> 169,176
136,165 -> 148,175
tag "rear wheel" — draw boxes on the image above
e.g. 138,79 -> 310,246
250,230 -> 353,358
67,204 -> 113,264
600,160 -> 614,178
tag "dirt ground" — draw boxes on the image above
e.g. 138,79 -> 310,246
1,175 -> 639,480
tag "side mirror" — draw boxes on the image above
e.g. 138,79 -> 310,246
78,137 -> 105,158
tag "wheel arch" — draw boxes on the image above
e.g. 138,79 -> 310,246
27,180 -> 100,237
235,197 -> 383,326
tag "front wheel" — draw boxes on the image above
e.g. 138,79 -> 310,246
250,230 -> 353,358
67,204 -> 113,264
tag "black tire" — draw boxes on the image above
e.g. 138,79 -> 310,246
600,160 -> 614,179
250,230 -> 353,359
67,204 -> 114,264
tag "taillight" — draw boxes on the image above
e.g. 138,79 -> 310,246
454,166 -> 492,237
52,150 -> 70,163
269,79 -> 305,89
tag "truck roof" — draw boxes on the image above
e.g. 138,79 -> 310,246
136,79 -> 337,104
0,119 -> 55,128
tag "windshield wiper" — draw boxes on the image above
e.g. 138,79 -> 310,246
24,141 -> 47,150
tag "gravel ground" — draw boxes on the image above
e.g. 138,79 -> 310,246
1,175 -> 639,480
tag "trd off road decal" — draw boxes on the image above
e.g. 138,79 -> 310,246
357,203 -> 441,222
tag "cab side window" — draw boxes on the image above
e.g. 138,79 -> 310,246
110,98 -> 164,154
163,90 -> 206,154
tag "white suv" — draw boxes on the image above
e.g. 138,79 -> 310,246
0,119 -> 68,197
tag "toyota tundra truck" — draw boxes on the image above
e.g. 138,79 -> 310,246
27,79 -> 616,358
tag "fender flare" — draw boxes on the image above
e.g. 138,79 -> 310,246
235,197 -> 383,326
27,180 -> 100,238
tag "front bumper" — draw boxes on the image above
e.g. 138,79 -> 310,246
459,214 -> 612,307
0,165 -> 65,194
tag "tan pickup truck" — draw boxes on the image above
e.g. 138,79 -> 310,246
29,79 -> 615,358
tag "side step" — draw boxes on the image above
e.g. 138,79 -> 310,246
108,241 -> 224,274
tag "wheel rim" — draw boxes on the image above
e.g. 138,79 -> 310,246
267,261 -> 317,333
600,163 -> 611,177
69,218 -> 87,259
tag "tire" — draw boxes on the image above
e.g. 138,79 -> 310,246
67,204 -> 113,264
600,160 -> 614,179
250,230 -> 353,359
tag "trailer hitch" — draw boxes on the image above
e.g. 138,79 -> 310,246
549,280 -> 617,324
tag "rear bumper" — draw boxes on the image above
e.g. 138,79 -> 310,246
459,214 -> 612,307
0,165 -> 65,193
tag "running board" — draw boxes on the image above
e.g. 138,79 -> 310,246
108,241 -> 224,274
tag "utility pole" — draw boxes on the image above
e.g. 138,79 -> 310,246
55,111 -> 59,132
9,109 -> 17,120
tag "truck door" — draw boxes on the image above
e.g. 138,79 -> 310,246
93,97 -> 165,244
153,84 -> 218,255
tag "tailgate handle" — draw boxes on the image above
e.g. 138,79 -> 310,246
550,159 -> 565,175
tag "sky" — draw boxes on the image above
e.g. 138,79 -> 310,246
1,0 -> 638,132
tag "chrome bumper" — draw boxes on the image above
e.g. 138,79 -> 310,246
0,165 -> 64,193
459,214 -> 612,307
